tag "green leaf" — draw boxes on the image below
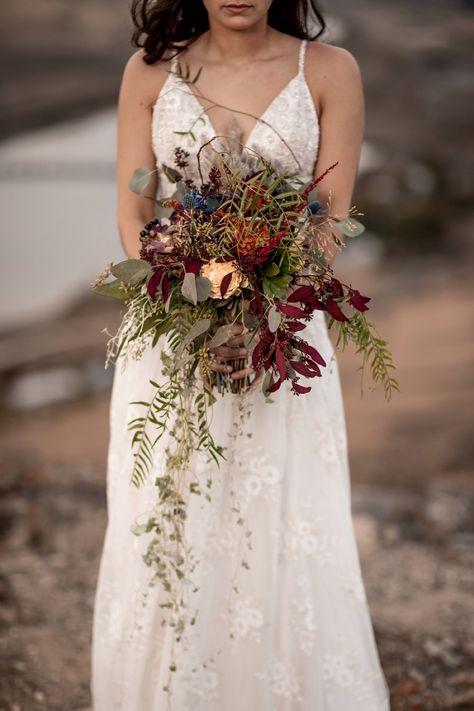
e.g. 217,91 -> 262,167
111,259 -> 152,284
129,167 -> 153,195
262,274 -> 292,299
92,279 -> 129,300
161,163 -> 183,183
263,262 -> 280,277
181,272 -> 198,305
195,276 -> 212,302
335,217 -> 365,237
268,304 -> 281,333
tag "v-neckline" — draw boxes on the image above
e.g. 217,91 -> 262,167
182,41 -> 305,148
187,74 -> 301,149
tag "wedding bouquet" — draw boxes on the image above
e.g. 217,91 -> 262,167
92,140 -> 398,643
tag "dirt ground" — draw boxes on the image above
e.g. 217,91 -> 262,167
0,255 -> 473,711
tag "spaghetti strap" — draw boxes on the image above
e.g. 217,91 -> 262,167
170,52 -> 179,73
298,39 -> 308,75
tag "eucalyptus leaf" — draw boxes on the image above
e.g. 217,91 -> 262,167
181,272 -> 198,305
268,305 -> 282,333
243,312 -> 259,330
154,202 -> 174,220
262,371 -> 273,396
182,318 -> 212,350
129,167 -> 153,195
195,276 -> 212,302
172,183 -> 187,202
161,163 -> 183,184
335,217 -> 365,237
208,324 -> 235,349
111,259 -> 152,284
92,279 -> 129,300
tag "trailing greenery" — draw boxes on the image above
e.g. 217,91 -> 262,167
334,310 -> 400,401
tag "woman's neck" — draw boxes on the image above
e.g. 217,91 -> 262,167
198,23 -> 276,65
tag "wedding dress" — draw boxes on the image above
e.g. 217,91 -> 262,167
91,39 -> 390,710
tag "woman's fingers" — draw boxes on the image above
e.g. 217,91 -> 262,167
210,346 -> 247,359
224,334 -> 247,347
231,366 -> 256,380
210,360 -> 233,373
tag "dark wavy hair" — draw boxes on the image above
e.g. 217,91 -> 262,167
131,0 -> 327,64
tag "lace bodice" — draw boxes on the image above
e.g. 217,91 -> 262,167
151,39 -> 320,195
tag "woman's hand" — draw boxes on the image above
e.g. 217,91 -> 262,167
209,324 -> 263,389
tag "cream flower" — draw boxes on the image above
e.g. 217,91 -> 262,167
200,258 -> 247,299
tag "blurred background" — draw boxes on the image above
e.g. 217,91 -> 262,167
0,0 -> 473,709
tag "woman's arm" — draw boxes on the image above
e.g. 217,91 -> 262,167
116,50 -> 167,259
306,44 -> 365,266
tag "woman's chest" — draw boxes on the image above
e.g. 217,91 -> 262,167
151,72 -> 320,191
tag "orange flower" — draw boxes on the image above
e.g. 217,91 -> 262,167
231,218 -> 271,258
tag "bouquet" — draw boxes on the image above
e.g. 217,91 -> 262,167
92,140 -> 398,648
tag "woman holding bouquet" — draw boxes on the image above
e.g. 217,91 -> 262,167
91,1 -> 390,709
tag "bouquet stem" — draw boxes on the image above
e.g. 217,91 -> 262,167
230,356 -> 250,394
212,354 -> 250,394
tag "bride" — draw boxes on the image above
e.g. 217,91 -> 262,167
91,1 -> 391,709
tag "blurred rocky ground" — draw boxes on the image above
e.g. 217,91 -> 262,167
0,0 -> 473,709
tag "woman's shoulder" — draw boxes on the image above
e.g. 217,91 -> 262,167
119,48 -> 174,108
306,40 -> 361,83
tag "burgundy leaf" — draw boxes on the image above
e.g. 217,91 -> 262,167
184,259 -> 202,274
330,278 -> 344,298
292,382 -> 312,395
275,345 -> 287,381
287,285 -> 315,303
325,298 -> 349,322
147,267 -> 164,300
277,303 -> 307,319
267,376 -> 283,393
250,287 -> 264,316
286,321 -> 306,332
304,361 -> 322,377
263,351 -> 275,371
220,272 -> 233,298
252,338 -> 267,369
305,296 -> 326,311
348,289 -> 371,312
161,272 -> 170,303
289,360 -> 318,378
299,341 -> 327,367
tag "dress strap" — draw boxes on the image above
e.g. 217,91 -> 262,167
170,52 -> 179,74
298,39 -> 308,76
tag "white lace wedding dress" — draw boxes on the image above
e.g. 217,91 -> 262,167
91,40 -> 390,710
